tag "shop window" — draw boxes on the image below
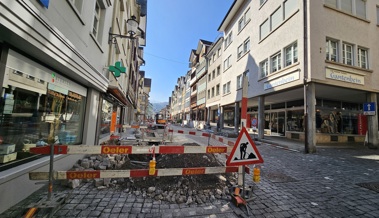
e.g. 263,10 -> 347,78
0,86 -> 86,168
286,110 -> 304,132
287,99 -> 303,107
271,102 -> 285,109
100,99 -> 113,139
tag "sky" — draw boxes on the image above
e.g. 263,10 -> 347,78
141,0 -> 234,103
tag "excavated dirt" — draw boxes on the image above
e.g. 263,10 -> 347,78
117,143 -> 237,193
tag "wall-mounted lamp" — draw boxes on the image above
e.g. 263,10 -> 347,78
109,16 -> 139,44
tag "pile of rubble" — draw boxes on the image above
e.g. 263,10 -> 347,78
66,143 -> 238,204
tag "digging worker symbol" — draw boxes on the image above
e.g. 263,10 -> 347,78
240,142 -> 248,159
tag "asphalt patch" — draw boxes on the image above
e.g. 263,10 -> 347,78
263,172 -> 298,183
356,182 -> 379,193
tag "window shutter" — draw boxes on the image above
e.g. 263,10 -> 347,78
271,7 -> 282,30
324,0 -> 337,8
284,0 -> 297,19
340,0 -> 352,14
356,0 -> 366,19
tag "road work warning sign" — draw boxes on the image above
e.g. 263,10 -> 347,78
226,127 -> 263,166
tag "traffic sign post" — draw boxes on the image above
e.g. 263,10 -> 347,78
363,102 -> 376,115
226,127 -> 263,166
226,127 -> 264,213
251,118 -> 258,141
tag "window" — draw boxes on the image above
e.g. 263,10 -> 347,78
92,0 -> 105,42
356,0 -> 366,19
212,70 -> 215,79
260,59 -> 268,77
325,0 -> 366,19
260,0 -> 266,6
237,44 -> 243,59
324,0 -> 337,7
357,47 -> 368,69
271,52 -> 281,72
208,90 -> 210,99
341,0 -> 353,14
243,38 -> 250,54
212,87 -> 215,97
93,1 -> 101,38
224,55 -> 231,71
213,53 -> 216,62
238,38 -> 250,59
223,81 -> 231,95
237,71 -> 249,89
285,42 -> 298,66
342,43 -> 353,66
326,39 -> 338,62
69,0 -> 83,13
238,18 -> 244,32
216,84 -> 220,96
238,8 -> 251,32
208,73 -> 211,82
218,48 -> 221,57
217,65 -> 220,76
224,31 -> 233,49
271,7 -> 282,30
377,6 -> 379,25
284,0 -> 297,19
260,19 -> 269,40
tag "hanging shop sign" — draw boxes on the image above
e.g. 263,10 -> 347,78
109,61 -> 126,77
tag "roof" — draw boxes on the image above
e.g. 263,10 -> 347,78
218,0 -> 243,32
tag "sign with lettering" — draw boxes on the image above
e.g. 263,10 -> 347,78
101,146 -> 132,154
363,102 -> 376,116
264,71 -> 299,90
326,68 -> 364,85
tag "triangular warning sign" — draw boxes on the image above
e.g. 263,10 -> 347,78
226,127 -> 264,166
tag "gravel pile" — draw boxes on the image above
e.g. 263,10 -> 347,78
66,143 -> 238,205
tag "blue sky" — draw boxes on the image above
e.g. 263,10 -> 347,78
141,0 -> 234,103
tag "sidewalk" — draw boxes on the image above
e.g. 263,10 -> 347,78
205,122 -> 368,153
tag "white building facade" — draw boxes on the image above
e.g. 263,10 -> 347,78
217,0 -> 379,150
0,0 -> 148,212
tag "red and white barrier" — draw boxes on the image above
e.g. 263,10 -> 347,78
29,145 -> 232,155
168,129 -> 235,146
29,166 -> 249,180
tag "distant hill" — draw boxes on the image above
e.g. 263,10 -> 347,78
151,102 -> 168,113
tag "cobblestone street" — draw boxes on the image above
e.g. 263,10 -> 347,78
1,125 -> 379,217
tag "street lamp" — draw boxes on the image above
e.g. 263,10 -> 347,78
109,16 -> 139,44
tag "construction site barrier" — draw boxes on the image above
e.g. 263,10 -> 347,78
29,166 -> 249,180
29,145 -> 232,155
168,128 -> 235,146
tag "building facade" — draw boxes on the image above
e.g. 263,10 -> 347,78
205,37 -> 224,126
0,0 -> 148,212
170,0 -> 379,150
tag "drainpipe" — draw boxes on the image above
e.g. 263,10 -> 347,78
303,0 -> 309,153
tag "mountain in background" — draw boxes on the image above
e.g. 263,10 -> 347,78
151,102 -> 168,113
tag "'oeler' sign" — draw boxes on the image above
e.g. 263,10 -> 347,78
101,146 -> 132,154
67,171 -> 100,179
206,147 -> 227,153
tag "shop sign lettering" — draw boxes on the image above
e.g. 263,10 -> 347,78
264,71 -> 299,90
326,69 -> 364,85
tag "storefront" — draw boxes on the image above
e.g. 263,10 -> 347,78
0,50 -> 87,168
99,96 -> 123,143
249,98 -> 367,138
